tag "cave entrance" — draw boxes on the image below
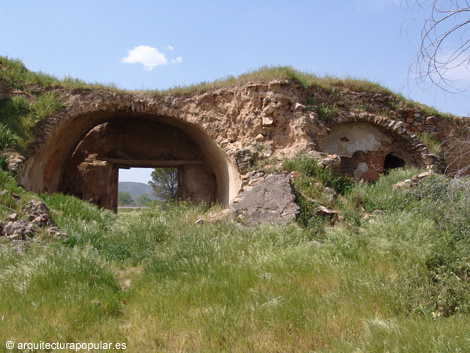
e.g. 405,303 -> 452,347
59,117 -> 219,212
384,154 -> 406,172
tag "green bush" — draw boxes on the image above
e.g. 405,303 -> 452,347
283,153 -> 354,195
0,123 -> 21,150
0,92 -> 63,151
0,154 -> 8,170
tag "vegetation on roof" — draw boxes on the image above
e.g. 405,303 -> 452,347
0,55 -> 424,101
0,55 -> 451,154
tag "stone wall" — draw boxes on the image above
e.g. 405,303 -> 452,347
9,80 -> 467,211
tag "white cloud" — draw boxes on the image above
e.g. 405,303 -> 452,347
165,45 -> 174,51
434,51 -> 470,90
121,45 -> 168,71
172,57 -> 183,64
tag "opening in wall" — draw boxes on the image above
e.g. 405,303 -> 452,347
117,167 -> 179,211
384,154 -> 405,172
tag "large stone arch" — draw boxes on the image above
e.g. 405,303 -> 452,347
320,112 -> 435,181
19,93 -> 240,211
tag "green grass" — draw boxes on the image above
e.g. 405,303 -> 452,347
2,163 -> 470,352
418,132 -> 442,156
0,246 -> 124,347
155,65 -> 397,98
0,91 -> 64,151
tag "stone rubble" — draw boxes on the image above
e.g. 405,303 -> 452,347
393,171 -> 434,190
0,200 -> 67,245
230,174 -> 300,226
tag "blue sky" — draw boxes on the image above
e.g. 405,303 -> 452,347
1,0 -> 469,183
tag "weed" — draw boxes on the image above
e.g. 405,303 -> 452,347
0,154 -> 8,170
316,103 -> 339,121
0,91 -> 63,151
0,124 -> 21,150
283,152 -> 354,195
418,132 -> 442,155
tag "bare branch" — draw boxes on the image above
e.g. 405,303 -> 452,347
409,0 -> 470,91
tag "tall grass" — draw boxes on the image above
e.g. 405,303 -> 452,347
0,246 -> 125,347
157,65 -> 398,98
0,91 -> 64,151
0,56 -> 57,89
1,169 -> 469,351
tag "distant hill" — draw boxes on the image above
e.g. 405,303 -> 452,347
118,182 -> 158,201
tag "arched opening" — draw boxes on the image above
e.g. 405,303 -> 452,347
384,154 -> 405,172
20,110 -> 239,212
321,122 -> 419,181
61,117 -> 219,212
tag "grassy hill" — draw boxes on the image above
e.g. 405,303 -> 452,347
118,182 -> 158,202
1,56 -> 470,351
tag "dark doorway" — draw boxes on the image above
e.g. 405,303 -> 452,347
384,154 -> 405,172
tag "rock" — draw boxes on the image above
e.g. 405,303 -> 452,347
7,153 -> 25,173
262,116 -> 274,127
2,220 -> 34,240
318,154 -> 341,175
8,213 -> 18,222
417,171 -> 434,179
393,179 -> 412,190
11,193 -> 21,201
234,149 -> 255,172
230,174 -> 299,226
290,103 -> 306,111
23,201 -> 51,227
255,133 -> 264,141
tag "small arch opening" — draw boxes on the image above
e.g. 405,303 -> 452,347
118,167 -> 160,211
384,154 -> 405,172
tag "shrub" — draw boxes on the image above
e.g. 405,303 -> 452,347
0,123 -> 21,150
283,153 -> 354,195
0,154 -> 8,170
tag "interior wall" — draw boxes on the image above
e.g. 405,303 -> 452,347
20,112 -> 238,210
321,122 -> 418,181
